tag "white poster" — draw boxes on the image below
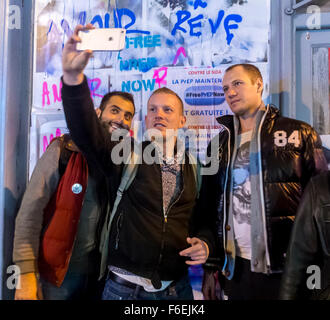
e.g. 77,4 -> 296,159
31,0 -> 271,299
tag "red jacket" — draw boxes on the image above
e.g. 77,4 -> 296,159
38,150 -> 88,287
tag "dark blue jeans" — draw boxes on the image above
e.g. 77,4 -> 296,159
102,273 -> 194,300
40,272 -> 103,300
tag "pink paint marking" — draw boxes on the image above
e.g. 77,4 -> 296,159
55,128 -> 61,137
42,128 -> 62,152
52,81 -> 62,103
43,135 -> 52,152
88,78 -> 104,98
42,78 -> 103,109
153,67 -> 168,88
42,81 -> 51,107
172,46 -> 187,65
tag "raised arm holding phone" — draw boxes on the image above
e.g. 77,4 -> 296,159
60,24 -> 213,300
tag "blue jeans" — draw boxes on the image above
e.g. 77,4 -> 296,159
40,272 -> 103,300
102,273 -> 194,300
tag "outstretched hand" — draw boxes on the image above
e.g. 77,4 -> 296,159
179,237 -> 209,265
62,24 -> 94,85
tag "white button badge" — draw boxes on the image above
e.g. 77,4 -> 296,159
72,183 -> 83,194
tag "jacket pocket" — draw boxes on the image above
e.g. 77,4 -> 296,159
115,211 -> 123,250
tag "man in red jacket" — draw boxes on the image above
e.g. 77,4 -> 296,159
13,89 -> 135,299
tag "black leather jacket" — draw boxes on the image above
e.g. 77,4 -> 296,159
62,77 -> 213,284
279,172 -> 330,300
200,105 -> 327,273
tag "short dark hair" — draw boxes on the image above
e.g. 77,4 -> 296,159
99,91 -> 135,114
225,63 -> 263,84
148,87 -> 184,115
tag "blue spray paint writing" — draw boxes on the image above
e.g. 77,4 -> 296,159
122,79 -> 156,93
126,35 -> 161,49
79,8 -> 150,34
47,8 -> 150,40
120,57 -> 158,73
193,0 -> 207,10
171,8 -> 242,45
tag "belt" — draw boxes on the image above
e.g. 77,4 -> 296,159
108,271 -> 145,290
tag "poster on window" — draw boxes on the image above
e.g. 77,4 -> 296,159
32,0 -> 271,300
32,0 -> 270,166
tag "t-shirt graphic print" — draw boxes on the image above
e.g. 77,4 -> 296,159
232,130 -> 253,260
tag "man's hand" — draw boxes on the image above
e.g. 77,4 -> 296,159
179,237 -> 209,265
14,272 -> 43,300
62,24 -> 94,85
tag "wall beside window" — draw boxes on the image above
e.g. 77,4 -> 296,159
0,0 -> 34,300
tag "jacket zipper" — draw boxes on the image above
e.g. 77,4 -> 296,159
115,211 -> 123,250
222,126 -> 231,266
257,104 -> 271,271
156,159 -> 185,268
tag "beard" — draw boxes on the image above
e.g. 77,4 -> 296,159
99,119 -> 129,133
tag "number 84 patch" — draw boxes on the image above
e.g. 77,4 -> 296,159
273,130 -> 300,148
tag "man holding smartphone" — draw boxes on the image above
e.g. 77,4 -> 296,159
60,24 -> 212,300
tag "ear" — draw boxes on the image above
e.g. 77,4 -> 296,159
95,108 -> 101,118
256,78 -> 263,95
179,115 -> 186,128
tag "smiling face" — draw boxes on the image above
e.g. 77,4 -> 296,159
222,66 -> 263,118
97,95 -> 135,132
145,92 -> 186,138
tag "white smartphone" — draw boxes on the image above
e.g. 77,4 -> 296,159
77,28 -> 126,51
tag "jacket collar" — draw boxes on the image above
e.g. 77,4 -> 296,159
216,103 -> 279,130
